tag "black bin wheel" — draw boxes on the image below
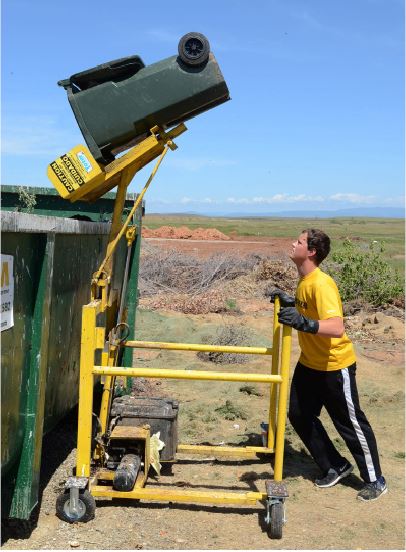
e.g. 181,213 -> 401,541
268,501 -> 283,540
178,32 -> 210,66
56,489 -> 96,523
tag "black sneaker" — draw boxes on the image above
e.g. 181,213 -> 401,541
357,476 -> 388,502
314,461 -> 354,488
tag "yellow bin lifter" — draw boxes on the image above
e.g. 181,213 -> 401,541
48,124 -> 292,540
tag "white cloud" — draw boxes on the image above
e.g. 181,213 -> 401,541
289,6 -> 402,49
166,156 -> 237,171
224,194 -> 326,205
290,10 -> 328,33
145,30 -> 181,43
150,193 -> 404,208
2,115 -> 78,156
145,28 -> 271,57
180,196 -> 216,205
330,194 -> 405,206
329,193 -> 377,204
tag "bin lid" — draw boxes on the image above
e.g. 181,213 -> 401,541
58,55 -> 145,92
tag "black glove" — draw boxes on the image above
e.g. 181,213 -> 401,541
269,288 -> 296,307
278,307 -> 319,334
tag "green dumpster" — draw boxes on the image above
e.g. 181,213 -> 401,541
1,186 -> 143,520
57,32 -> 230,164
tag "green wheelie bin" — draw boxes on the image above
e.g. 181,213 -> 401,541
58,32 -> 230,164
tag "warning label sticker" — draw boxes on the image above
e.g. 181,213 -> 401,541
49,160 -> 78,193
49,150 -> 91,193
47,145 -> 103,198
1,255 -> 14,332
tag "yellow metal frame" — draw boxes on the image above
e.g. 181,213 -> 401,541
72,126 -> 293,509
47,124 -> 187,203
76,296 -> 292,503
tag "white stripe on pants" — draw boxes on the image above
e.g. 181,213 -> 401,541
342,367 -> 376,482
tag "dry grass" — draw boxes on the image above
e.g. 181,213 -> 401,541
139,246 -> 300,314
197,324 -> 255,364
255,259 -> 298,296
138,245 -> 403,318
139,244 -> 259,297
141,289 -> 231,314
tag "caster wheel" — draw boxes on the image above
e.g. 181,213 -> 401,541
178,32 -> 210,66
267,502 -> 283,539
56,489 -> 95,523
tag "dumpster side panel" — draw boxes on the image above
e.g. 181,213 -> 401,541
1,185 -> 139,223
1,233 -> 48,516
10,236 -> 54,518
1,207 -> 136,520
43,233 -> 126,431
1,234 -> 44,476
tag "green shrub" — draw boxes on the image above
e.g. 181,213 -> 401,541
239,384 -> 262,396
17,187 -> 36,212
326,239 -> 404,307
197,324 -> 253,364
215,400 -> 247,420
224,298 -> 239,312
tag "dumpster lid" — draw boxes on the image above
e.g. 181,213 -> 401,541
58,55 -> 146,92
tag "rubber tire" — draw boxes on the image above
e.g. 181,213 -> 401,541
178,32 -> 210,66
268,502 -> 283,540
56,489 -> 96,523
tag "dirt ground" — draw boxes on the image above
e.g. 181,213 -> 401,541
143,236 -> 293,260
2,239 -> 405,551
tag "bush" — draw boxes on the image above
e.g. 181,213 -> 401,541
17,187 -> 36,212
239,384 -> 262,396
139,246 -> 259,296
197,324 -> 254,364
325,239 -> 404,308
215,400 -> 247,420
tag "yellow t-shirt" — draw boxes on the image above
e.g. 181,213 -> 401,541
296,267 -> 356,371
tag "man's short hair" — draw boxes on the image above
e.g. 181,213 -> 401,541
303,228 -> 331,265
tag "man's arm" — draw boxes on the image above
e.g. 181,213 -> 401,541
317,317 -> 344,338
278,308 -> 345,337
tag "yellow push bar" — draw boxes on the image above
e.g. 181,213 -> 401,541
124,340 -> 272,355
93,366 -> 282,384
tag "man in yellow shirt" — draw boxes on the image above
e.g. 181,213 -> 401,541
271,228 -> 387,502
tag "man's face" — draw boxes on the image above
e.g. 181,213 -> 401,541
290,232 -> 311,263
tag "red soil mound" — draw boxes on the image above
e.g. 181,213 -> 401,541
142,226 -> 230,240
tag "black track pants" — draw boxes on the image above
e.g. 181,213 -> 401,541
288,362 -> 382,483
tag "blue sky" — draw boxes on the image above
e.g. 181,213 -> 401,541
2,0 -> 404,214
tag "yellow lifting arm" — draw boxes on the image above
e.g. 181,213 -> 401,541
47,124 -> 186,203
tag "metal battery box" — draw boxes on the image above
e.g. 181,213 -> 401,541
110,396 -> 179,461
